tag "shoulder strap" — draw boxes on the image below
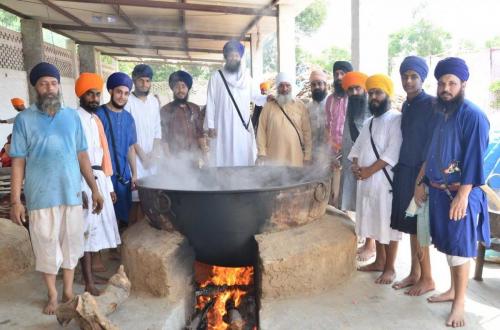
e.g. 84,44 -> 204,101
102,108 -> 124,177
274,101 -> 305,152
369,118 -> 393,191
218,70 -> 250,131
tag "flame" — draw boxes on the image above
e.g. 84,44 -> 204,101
195,261 -> 254,330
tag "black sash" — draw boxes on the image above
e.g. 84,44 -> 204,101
218,70 -> 250,131
369,118 -> 393,192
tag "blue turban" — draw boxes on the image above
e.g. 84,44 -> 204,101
106,72 -> 133,91
434,57 -> 469,81
223,40 -> 244,57
29,62 -> 60,86
169,70 -> 193,90
132,64 -> 153,80
333,61 -> 353,73
399,56 -> 428,81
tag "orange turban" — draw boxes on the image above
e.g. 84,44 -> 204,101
10,98 -> 24,107
260,81 -> 271,91
341,71 -> 368,92
75,72 -> 104,98
366,74 -> 394,98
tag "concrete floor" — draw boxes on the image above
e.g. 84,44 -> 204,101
0,235 -> 499,330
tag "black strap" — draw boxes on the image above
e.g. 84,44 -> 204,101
91,165 -> 103,171
369,119 -> 393,191
218,70 -> 250,131
274,101 -> 305,152
102,108 -> 125,178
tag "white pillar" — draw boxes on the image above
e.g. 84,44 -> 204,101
250,31 -> 264,81
277,4 -> 296,77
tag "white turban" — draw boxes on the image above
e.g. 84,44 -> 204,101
276,72 -> 295,87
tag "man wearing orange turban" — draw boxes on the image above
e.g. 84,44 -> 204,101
75,72 -> 120,296
252,81 -> 272,132
1,98 -> 26,124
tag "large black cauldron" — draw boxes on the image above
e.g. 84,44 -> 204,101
138,166 -> 331,267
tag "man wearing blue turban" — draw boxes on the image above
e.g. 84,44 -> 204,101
421,57 -> 490,328
96,72 -> 138,228
204,39 -> 268,166
390,56 -> 436,296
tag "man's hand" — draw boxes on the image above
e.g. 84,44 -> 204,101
131,176 -> 138,191
266,94 -> 276,103
10,203 -> 25,226
414,184 -> 427,207
208,129 -> 217,138
91,191 -> 104,215
82,191 -> 89,209
449,191 -> 469,221
110,192 -> 117,204
357,167 -> 373,180
351,163 -> 361,177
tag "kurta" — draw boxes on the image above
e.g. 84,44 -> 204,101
77,108 -> 120,251
306,98 -> 328,163
348,110 -> 403,243
325,93 -> 348,153
257,100 -> 312,166
425,99 -> 490,257
96,105 -> 137,223
390,91 -> 436,234
204,67 -> 266,167
338,103 -> 371,211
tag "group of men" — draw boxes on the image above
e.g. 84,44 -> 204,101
6,37 -> 491,328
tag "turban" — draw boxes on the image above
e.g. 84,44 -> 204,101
106,72 -> 133,91
276,72 -> 295,87
260,81 -> 271,91
434,57 -> 469,81
333,61 -> 353,74
10,98 -> 24,107
132,64 -> 153,80
223,40 -> 245,57
366,74 -> 394,98
309,70 -> 328,82
400,56 -> 428,81
75,72 -> 104,98
169,70 -> 193,90
341,71 -> 368,92
29,62 -> 60,86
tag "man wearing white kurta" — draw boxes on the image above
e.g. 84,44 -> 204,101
348,74 -> 403,285
204,40 -> 267,167
125,65 -> 162,221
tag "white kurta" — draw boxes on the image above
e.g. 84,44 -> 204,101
77,108 -> 121,252
348,110 -> 403,244
125,93 -> 161,200
204,66 -> 266,167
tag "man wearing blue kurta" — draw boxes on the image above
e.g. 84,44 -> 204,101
9,62 -> 103,315
96,72 -> 138,227
417,57 -> 490,328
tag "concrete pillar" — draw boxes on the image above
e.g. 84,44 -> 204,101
78,45 -> 100,75
250,30 -> 264,82
277,4 -> 296,77
350,0 -> 389,74
66,39 -> 79,78
21,19 -> 44,103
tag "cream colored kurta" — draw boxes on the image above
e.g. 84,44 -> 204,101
257,99 -> 312,167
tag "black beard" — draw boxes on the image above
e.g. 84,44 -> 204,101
173,96 -> 188,104
347,94 -> 368,120
225,60 -> 241,73
369,98 -> 390,117
333,80 -> 345,96
311,89 -> 327,102
134,89 -> 150,97
37,92 -> 61,114
437,90 -> 465,114
80,101 -> 99,113
111,98 -> 125,110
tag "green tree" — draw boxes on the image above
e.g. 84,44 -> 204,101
263,32 -> 278,74
295,0 -> 328,36
485,35 -> 500,48
0,9 -> 20,31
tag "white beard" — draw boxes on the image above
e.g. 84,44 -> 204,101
276,93 -> 293,107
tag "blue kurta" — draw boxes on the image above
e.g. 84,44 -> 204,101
425,99 -> 490,257
96,105 -> 137,223
391,91 -> 436,234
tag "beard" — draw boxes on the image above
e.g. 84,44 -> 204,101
225,60 -> 241,73
111,97 -> 126,110
80,98 -> 100,113
173,93 -> 189,104
333,80 -> 345,96
369,98 -> 391,117
37,91 -> 61,115
347,94 -> 368,120
437,89 -> 465,114
276,93 -> 293,107
134,88 -> 150,97
311,88 -> 327,102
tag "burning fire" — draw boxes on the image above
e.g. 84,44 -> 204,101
195,261 -> 254,330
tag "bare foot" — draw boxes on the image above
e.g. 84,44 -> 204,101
406,278 -> 435,296
446,302 -> 465,327
357,247 -> 376,261
85,285 -> 101,296
375,269 -> 396,284
427,289 -> 454,303
62,293 -> 74,303
43,295 -> 58,315
358,261 -> 385,272
392,274 -> 418,290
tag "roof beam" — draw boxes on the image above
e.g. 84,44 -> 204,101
240,0 -> 279,38
54,0 -> 277,16
101,52 -> 223,64
41,23 -> 251,42
178,0 -> 190,59
82,41 -> 221,53
0,3 -> 29,19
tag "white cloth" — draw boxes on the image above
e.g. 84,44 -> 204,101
204,64 -> 267,167
77,108 -> 121,252
29,205 -> 84,274
405,187 -> 431,247
446,255 -> 470,267
306,98 -> 328,162
348,110 -> 403,243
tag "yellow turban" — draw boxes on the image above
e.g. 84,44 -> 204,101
75,72 -> 104,98
366,74 -> 394,98
341,71 -> 368,92
260,81 -> 271,91
10,98 -> 25,107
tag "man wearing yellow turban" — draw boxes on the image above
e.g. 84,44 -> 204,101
75,72 -> 121,296
348,74 -> 403,285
